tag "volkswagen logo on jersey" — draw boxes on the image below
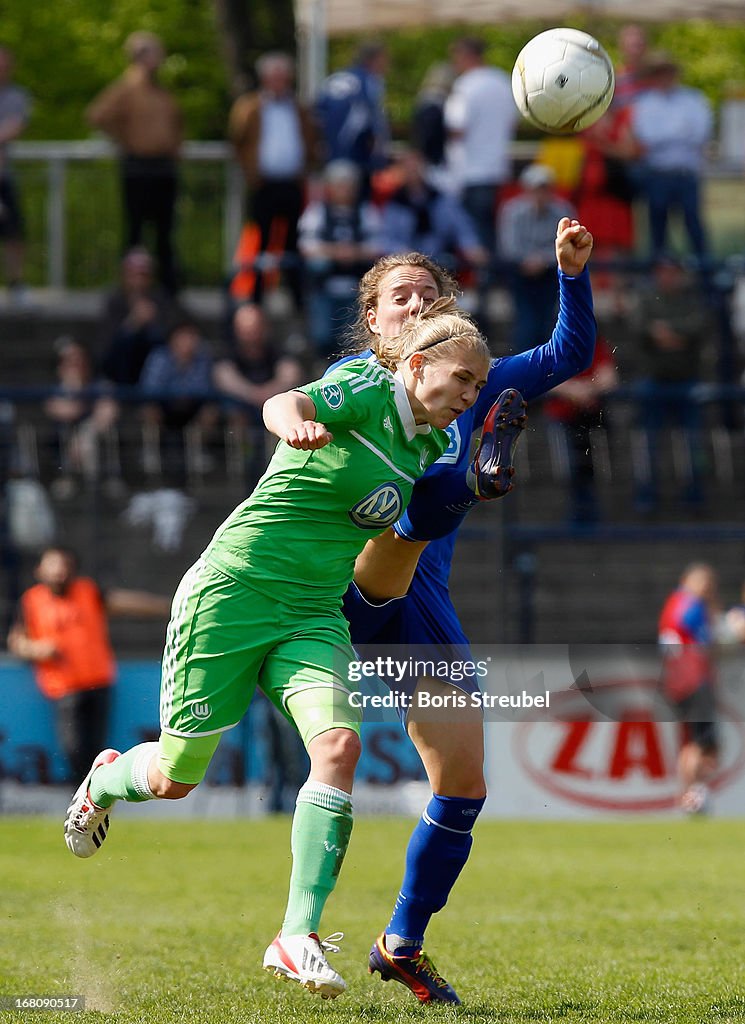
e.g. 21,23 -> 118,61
349,482 -> 404,529
320,382 -> 345,410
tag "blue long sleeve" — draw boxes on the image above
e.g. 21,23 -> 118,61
471,267 -> 596,426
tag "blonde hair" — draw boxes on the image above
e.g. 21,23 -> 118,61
376,298 -> 489,372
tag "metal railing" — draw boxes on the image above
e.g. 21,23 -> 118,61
10,140 -> 245,289
9,139 -> 745,290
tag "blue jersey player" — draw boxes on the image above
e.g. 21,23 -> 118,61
330,218 -> 596,1004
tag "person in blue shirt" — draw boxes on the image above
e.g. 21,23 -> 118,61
329,217 -> 596,1004
315,41 -> 390,197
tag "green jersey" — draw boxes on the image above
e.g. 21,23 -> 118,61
205,358 -> 448,604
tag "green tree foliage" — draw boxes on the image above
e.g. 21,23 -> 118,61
214,0 -> 297,96
330,18 -> 745,138
2,5 -> 745,141
4,0 -> 230,139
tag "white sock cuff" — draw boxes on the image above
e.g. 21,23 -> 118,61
297,781 -> 353,815
131,742 -> 159,800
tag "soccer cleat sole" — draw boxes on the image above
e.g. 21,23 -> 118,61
472,388 -> 528,499
264,964 -> 343,999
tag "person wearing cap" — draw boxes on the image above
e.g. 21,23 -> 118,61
497,163 -> 575,353
87,32 -> 184,293
630,51 -> 712,264
298,159 -> 382,356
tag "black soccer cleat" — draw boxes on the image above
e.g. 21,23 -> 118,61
470,388 -> 527,499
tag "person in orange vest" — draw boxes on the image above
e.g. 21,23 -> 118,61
7,546 -> 170,782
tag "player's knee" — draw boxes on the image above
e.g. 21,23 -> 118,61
149,770 -> 198,800
311,727 -> 361,774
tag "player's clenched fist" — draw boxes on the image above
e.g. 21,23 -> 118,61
284,421 -> 334,450
555,217 -> 593,278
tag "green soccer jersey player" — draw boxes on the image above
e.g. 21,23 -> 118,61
63,300 -> 490,1000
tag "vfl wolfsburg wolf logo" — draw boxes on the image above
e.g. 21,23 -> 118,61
349,482 -> 404,529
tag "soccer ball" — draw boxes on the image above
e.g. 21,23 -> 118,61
511,28 -> 615,135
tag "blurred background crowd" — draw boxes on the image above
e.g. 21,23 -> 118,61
0,13 -> 745,663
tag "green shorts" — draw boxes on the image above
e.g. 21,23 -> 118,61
159,557 -> 361,750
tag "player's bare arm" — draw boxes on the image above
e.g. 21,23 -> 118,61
555,217 -> 593,277
263,391 -> 334,450
354,531 -> 428,601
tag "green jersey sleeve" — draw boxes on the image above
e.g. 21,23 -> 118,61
299,358 -> 393,428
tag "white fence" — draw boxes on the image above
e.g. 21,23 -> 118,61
10,140 -> 245,288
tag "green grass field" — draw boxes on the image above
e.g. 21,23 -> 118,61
2,816 -> 744,1023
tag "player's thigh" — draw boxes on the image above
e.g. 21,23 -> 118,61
259,607 -> 362,748
160,558 -> 273,738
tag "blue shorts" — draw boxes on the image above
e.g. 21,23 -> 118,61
342,580 -> 482,725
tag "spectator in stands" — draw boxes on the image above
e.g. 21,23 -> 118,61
298,160 -> 381,356
658,563 -> 722,814
613,24 -> 650,110
631,52 -> 712,265
315,40 -> 390,197
573,118 -> 637,295
87,32 -> 183,293
633,257 -> 713,514
228,51 -> 316,311
380,148 -> 488,273
0,45 -> 31,303
43,336 -> 119,496
139,318 -> 217,432
498,164 -> 575,353
99,247 -> 176,388
575,25 -> 645,278
411,62 -> 456,189
139,319 -> 219,485
543,335 -> 619,524
7,545 -> 170,783
444,36 -> 518,256
213,303 -> 303,423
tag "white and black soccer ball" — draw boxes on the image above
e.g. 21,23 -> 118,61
511,28 -> 615,135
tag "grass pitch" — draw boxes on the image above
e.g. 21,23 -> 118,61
1,816 -> 744,1023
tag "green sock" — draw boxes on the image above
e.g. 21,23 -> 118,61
88,743 -> 159,808
281,782 -> 353,936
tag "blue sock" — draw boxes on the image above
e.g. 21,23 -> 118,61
395,469 -> 479,542
385,794 -> 485,955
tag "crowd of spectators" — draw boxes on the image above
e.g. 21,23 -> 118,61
0,26 -> 740,525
